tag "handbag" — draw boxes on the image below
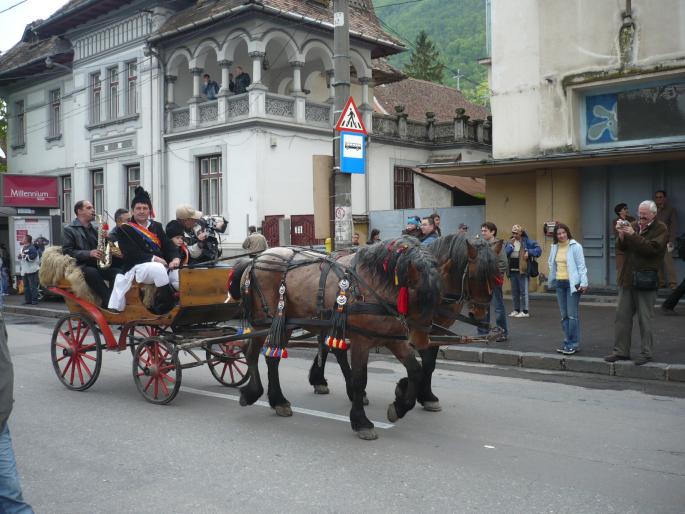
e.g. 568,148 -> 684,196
632,269 -> 658,290
528,257 -> 539,278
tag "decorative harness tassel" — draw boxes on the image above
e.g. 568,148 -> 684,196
326,276 -> 350,350
263,281 -> 289,359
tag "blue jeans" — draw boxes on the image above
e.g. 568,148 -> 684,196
478,286 -> 508,337
555,279 -> 581,349
22,273 -> 38,305
1,269 -> 9,294
510,272 -> 529,312
0,424 -> 34,514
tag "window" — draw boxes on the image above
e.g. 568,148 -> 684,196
108,67 -> 119,119
49,89 -> 61,138
61,175 -> 72,223
14,100 -> 25,146
90,72 -> 101,124
393,166 -> 414,209
198,155 -> 222,215
92,170 -> 104,214
126,164 -> 140,206
127,61 -> 137,114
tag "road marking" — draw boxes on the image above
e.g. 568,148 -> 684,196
181,386 -> 395,429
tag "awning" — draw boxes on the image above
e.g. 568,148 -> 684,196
413,169 -> 485,198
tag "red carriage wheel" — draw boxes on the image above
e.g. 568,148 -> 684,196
132,337 -> 181,404
51,314 -> 103,391
206,342 -> 249,387
128,325 -> 169,355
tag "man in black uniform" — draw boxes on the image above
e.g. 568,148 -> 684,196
108,187 -> 180,313
62,200 -> 122,308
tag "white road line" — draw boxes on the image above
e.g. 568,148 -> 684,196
181,386 -> 394,429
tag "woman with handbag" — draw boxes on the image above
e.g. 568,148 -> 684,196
547,223 -> 588,355
505,225 -> 542,318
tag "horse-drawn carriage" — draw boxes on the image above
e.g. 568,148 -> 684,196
44,234 -> 501,439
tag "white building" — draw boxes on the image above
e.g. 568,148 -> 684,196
1,0 -> 491,251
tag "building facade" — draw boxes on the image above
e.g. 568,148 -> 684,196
1,0 -> 491,259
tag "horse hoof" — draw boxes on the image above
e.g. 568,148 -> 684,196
387,403 -> 399,423
356,428 -> 378,441
422,401 -> 442,412
239,395 -> 248,407
314,385 -> 330,395
274,404 -> 293,417
363,394 -> 369,406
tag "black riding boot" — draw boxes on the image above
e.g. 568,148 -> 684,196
153,284 -> 177,314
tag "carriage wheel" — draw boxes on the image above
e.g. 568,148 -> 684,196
128,325 -> 169,356
132,337 -> 181,405
51,314 -> 102,391
206,342 -> 248,387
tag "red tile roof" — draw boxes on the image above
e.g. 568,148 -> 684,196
374,77 -> 490,122
414,169 -> 485,198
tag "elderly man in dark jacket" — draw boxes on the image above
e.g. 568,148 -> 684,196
62,200 -> 122,308
1,316 -> 34,513
605,200 -> 668,365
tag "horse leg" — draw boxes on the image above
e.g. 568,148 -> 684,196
417,346 -> 442,412
349,339 -> 376,440
239,337 -> 265,406
333,348 -> 368,406
386,343 -> 423,423
308,333 -> 330,395
266,356 -> 292,417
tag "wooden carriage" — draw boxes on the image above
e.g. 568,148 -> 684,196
49,266 -> 249,404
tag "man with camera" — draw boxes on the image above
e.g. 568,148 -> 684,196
605,200 -> 668,365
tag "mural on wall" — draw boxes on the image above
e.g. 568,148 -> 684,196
585,81 -> 685,146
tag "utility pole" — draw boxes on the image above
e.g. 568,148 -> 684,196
331,0 -> 352,249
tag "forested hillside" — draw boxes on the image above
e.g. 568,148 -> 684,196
372,0 -> 487,97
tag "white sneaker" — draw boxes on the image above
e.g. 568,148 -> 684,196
509,311 -> 520,317
516,312 -> 530,318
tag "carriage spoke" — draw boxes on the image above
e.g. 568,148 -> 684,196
69,356 -> 76,385
75,357 -> 85,385
76,326 -> 91,346
61,357 -> 73,378
82,353 -> 97,362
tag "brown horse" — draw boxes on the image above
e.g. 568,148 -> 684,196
308,234 -> 501,412
229,236 -> 442,440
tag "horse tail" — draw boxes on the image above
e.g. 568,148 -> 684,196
228,258 -> 251,300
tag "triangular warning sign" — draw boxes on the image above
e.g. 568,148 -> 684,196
335,97 -> 367,134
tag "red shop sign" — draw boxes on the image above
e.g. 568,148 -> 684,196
2,175 -> 59,207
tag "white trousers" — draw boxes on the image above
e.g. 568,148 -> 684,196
169,269 -> 180,291
108,262 -> 170,311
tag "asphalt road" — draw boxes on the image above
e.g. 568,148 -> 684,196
4,314 -> 685,513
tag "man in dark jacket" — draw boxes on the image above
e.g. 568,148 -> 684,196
654,190 -> 678,289
108,187 -> 180,312
605,200 -> 668,365
229,65 -> 251,95
62,200 -> 122,308
0,316 -> 34,513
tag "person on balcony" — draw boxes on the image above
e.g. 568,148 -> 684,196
229,66 -> 251,95
203,74 -> 219,100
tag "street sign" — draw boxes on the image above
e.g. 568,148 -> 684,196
340,131 -> 365,174
335,97 -> 367,134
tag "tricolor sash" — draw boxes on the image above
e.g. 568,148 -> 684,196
180,244 -> 190,265
127,222 -> 161,250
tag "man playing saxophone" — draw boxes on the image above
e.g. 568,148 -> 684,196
62,200 -> 123,308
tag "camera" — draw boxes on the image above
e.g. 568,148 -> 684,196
617,219 -> 630,227
190,215 -> 228,262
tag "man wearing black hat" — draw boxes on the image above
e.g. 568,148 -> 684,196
108,187 -> 180,313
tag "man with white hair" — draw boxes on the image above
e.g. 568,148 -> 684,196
605,200 -> 668,365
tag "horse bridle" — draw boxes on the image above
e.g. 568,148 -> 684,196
437,257 -> 493,329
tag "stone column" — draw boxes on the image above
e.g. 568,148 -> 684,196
426,111 -> 436,142
189,67 -> 203,128
475,119 -> 485,142
359,77 -> 372,133
290,61 -> 306,123
247,52 -> 267,117
326,69 -> 335,104
165,75 -> 177,107
218,60 -> 232,95
454,108 -> 467,140
396,105 -> 408,139
290,60 -> 304,93
248,51 -> 266,88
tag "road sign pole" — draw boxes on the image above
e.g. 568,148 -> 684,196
332,0 -> 352,250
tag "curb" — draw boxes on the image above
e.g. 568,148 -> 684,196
440,347 -> 685,383
2,305 -> 66,319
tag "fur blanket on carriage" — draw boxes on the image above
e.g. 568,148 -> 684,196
39,246 -> 155,308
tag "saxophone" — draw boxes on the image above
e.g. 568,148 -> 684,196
96,214 -> 112,270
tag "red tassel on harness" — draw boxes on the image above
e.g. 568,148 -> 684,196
226,269 -> 235,291
397,286 -> 409,315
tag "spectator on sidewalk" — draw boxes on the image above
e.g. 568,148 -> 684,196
661,277 -> 685,315
16,235 -> 39,306
352,233 -> 361,246
458,223 -> 468,236
505,224 -> 541,318
419,217 -> 439,246
612,202 -> 635,274
0,315 -> 35,513
402,216 -> 422,239
242,225 -> 268,255
654,190 -> 678,289
548,223 -> 588,355
605,200 -> 668,365
429,213 -> 442,236
478,222 -> 508,341
366,229 -> 381,245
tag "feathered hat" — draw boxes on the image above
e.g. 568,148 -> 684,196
131,186 -> 155,218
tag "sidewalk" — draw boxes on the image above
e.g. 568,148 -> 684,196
2,291 -> 684,381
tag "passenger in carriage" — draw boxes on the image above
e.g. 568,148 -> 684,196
166,204 -> 208,262
107,187 -> 180,314
166,222 -> 193,291
62,200 -> 123,308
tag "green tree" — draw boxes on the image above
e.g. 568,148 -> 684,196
462,76 -> 491,107
403,30 -> 445,83
0,98 -> 6,173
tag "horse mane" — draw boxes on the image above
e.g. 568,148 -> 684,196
355,235 -> 440,318
429,233 -> 498,285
